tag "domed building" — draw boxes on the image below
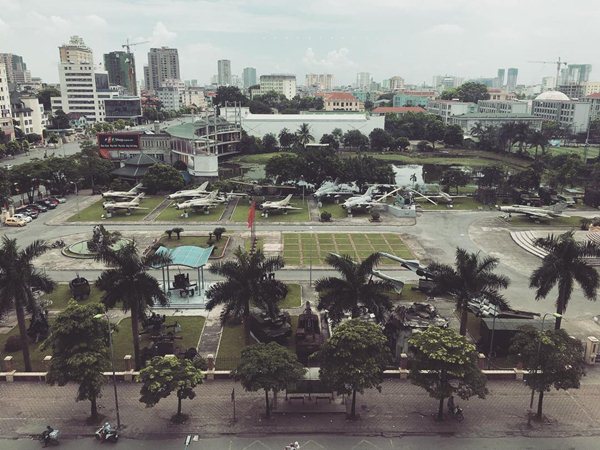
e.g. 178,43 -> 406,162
531,90 -> 591,134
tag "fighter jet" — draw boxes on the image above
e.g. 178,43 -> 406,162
103,193 -> 148,214
341,185 -> 403,211
496,202 -> 568,220
167,181 -> 210,199
314,179 -> 360,201
174,191 -> 224,210
101,183 -> 143,200
259,194 -> 301,214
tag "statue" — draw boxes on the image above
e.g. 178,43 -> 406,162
295,301 -> 325,364
27,307 -> 50,343
87,225 -> 122,253
69,274 -> 90,301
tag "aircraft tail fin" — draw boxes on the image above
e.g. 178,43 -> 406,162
552,202 -> 567,213
130,183 -> 142,193
197,181 -> 209,192
282,194 -> 293,204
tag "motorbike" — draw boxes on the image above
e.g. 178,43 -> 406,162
51,239 -> 65,249
39,428 -> 60,447
448,405 -> 464,422
95,422 -> 119,443
285,442 -> 300,450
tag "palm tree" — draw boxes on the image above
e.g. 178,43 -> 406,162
296,123 -> 314,147
315,253 -> 394,324
513,122 -> 531,153
205,248 -> 287,325
428,248 -> 510,336
0,237 -> 54,371
530,231 -> 600,330
470,122 -> 485,139
95,241 -> 171,370
499,122 -> 517,153
527,130 -> 547,157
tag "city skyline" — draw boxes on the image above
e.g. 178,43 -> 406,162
0,0 -> 599,87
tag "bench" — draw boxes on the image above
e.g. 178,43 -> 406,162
315,395 -> 332,404
287,395 -> 305,404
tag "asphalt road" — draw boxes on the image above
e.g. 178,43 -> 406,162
2,435 -> 599,450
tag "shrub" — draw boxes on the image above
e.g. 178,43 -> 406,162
416,140 -> 432,152
4,335 -> 24,352
580,218 -> 591,231
370,211 -> 381,221
320,211 -> 332,222
213,227 -> 226,241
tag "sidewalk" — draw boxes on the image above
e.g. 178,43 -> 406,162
1,377 -> 600,439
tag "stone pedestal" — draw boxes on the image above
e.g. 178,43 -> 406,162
3,356 -> 14,372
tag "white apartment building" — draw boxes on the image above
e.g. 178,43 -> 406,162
356,72 -> 371,91
59,36 -> 93,64
11,94 -> 47,136
531,91 -> 591,134
426,100 -> 477,124
157,86 -> 182,111
584,93 -> 600,120
0,63 -> 14,140
256,74 -> 296,100
217,60 -> 232,86
305,74 -> 333,91
389,76 -> 405,91
144,47 -> 180,92
478,100 -> 528,114
583,81 -> 600,96
181,87 -> 206,109
486,88 -> 516,101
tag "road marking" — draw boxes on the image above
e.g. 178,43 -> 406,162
352,439 -> 381,449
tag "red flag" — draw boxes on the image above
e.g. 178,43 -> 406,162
247,201 -> 256,229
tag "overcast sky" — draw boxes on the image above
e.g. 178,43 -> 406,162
1,0 -> 599,87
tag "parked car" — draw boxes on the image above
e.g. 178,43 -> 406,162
27,203 -> 47,212
36,199 -> 56,209
24,209 -> 39,219
49,196 -> 67,204
4,217 -> 27,227
44,198 -> 60,206
12,213 -> 32,223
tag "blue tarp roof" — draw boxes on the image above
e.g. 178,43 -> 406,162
154,245 -> 213,268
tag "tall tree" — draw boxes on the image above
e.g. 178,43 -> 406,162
42,301 -> 109,420
510,327 -> 585,419
443,124 -> 464,147
318,320 -> 390,419
233,342 -> 305,418
205,248 -> 287,324
369,128 -> 394,151
0,237 -> 54,371
428,248 -> 510,336
343,129 -> 369,150
440,169 -> 470,195
425,120 -> 446,150
455,82 -> 490,103
213,86 -> 248,106
262,133 -> 278,152
138,356 -> 204,422
409,326 -> 488,421
527,130 -> 547,157
529,231 -> 600,330
278,128 -> 297,149
142,163 -> 185,195
36,87 -> 61,111
296,123 -> 314,147
320,133 -> 340,150
95,241 -> 171,370
315,253 -> 393,324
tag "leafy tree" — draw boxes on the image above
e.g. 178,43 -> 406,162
296,123 -> 314,147
0,237 -> 54,371
42,301 -> 109,420
248,100 -> 272,114
318,320 -> 390,418
529,231 -> 600,330
37,87 -> 61,111
343,129 -> 369,150
542,121 -> 568,140
369,128 -> 394,151
214,86 -> 248,106
478,166 -> 506,188
172,227 -> 184,240
409,326 -> 488,421
49,109 -> 70,129
364,100 -> 374,110
508,169 -> 541,191
440,169 -> 470,195
444,124 -> 464,146
233,342 -> 305,418
425,120 -> 446,149
331,128 -> 343,143
237,131 -> 263,154
77,141 -> 114,191
206,248 -> 287,324
315,253 -> 393,324
262,133 -> 278,152
320,133 -> 339,150
440,88 -> 459,100
25,133 -> 42,144
47,133 -> 59,145
546,154 -> 583,192
394,136 -> 410,151
339,155 -> 394,189
510,327 -> 585,419
527,130 -> 547,157
455,82 -> 490,103
428,248 -> 509,336
138,356 -> 204,422
95,241 -> 171,370
265,153 -> 302,183
5,140 -> 22,156
142,163 -> 185,195
278,128 -> 297,149
213,227 -> 226,241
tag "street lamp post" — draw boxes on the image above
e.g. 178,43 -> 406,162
308,226 -> 313,286
487,304 -> 498,370
94,313 -> 121,429
529,312 -> 562,409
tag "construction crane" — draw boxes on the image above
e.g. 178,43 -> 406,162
528,57 -> 568,89
120,39 -> 149,96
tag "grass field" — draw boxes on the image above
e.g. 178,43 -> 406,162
158,234 -> 212,248
67,196 -> 164,222
234,152 -> 293,164
112,316 -> 205,370
231,199 -> 310,222
280,284 -> 302,309
416,197 -> 484,211
156,203 -> 226,222
282,233 -> 413,266
42,283 -> 103,310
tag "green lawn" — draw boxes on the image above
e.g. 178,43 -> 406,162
0,324 -> 52,371
159,234 -> 212,248
156,203 -> 226,222
234,152 -> 293,164
280,284 -> 302,309
42,283 -> 103,310
231,199 -> 310,222
393,283 -> 430,303
283,233 -> 413,266
67,196 -> 165,222
112,316 -> 205,371
416,197 -> 484,211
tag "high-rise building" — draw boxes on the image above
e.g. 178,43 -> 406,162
541,76 -> 555,92
256,74 -> 296,100
496,69 -> 505,88
506,68 -> 518,92
356,72 -> 371,90
243,67 -> 257,89
217,60 -> 232,86
11,93 -> 48,136
389,76 -> 405,91
145,47 -> 180,92
59,35 -> 93,64
305,73 -> 333,91
566,64 -> 592,84
104,51 -> 137,96
0,54 -> 31,85
433,75 -> 464,91
0,63 -> 15,140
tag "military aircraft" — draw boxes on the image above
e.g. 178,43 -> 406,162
167,181 -> 210,199
103,193 -> 148,214
496,202 -> 568,220
101,183 -> 143,200
341,186 -> 403,211
259,194 -> 301,215
313,179 -> 360,201
174,191 -> 224,210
